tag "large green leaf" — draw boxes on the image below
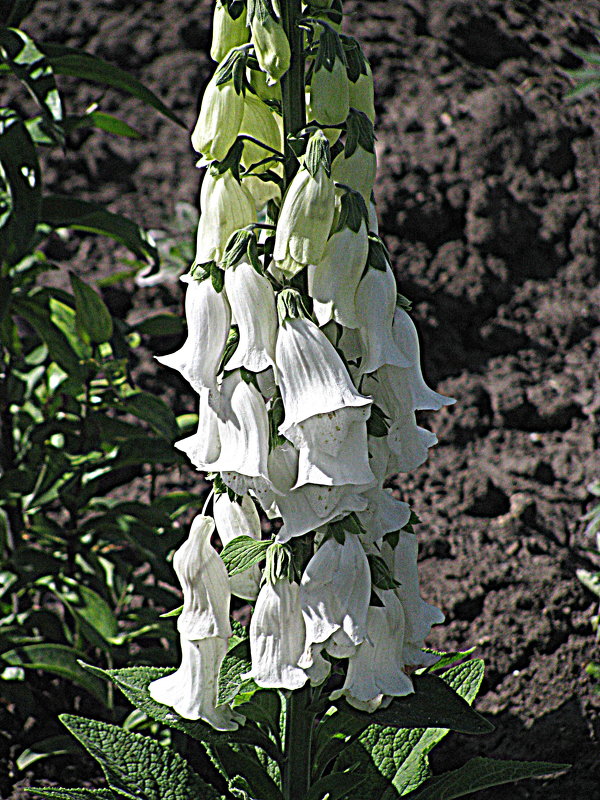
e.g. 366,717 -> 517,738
30,790 -> 116,800
406,757 -> 571,800
218,638 -> 258,705
55,576 -> 119,647
0,27 -> 63,142
220,535 -> 272,576
69,271 -> 113,345
0,109 -> 41,264
119,391 -> 180,440
41,44 -> 185,127
1,644 -> 107,704
60,714 -> 221,800
39,195 -> 159,266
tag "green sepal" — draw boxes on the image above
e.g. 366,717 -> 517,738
268,392 -> 287,450
366,403 -> 390,437
402,509 -> 421,534
210,260 -> 225,292
226,0 -> 247,21
366,233 -> 391,273
341,35 -> 370,83
368,554 -> 400,590
247,0 -> 280,26
383,530 -> 400,549
219,325 -> 240,372
396,292 -> 412,312
314,23 -> 346,73
210,137 -> 244,180
276,287 -> 309,324
221,535 -> 272,576
222,227 -> 259,270
304,128 -> 332,177
214,44 -> 251,94
263,542 -> 295,584
333,185 -> 369,234
344,108 -> 375,156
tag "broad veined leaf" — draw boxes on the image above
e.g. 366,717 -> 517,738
41,43 -> 185,127
69,271 -> 113,345
134,312 -> 185,336
218,637 -> 258,705
59,714 -> 221,800
16,734 -> 78,770
39,195 -> 159,266
220,535 -> 272,577
55,576 -> 119,647
0,109 -> 41,264
1,644 -> 107,704
405,757 -> 571,800
29,789 -> 116,800
306,771 -> 368,800
118,391 -> 180,440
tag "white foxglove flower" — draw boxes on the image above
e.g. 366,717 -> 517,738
156,275 -> 230,394
212,371 -> 271,491
300,535 -> 370,651
276,316 -> 371,438
174,514 -> 232,641
195,170 -> 255,265
308,218 -> 369,328
246,579 -> 308,690
273,159 -> 335,277
383,532 -> 444,665
357,487 -> 411,544
213,492 -> 262,601
250,11 -> 291,84
356,265 -> 410,375
224,260 -> 277,372
331,146 -> 377,203
391,308 -> 456,411
149,635 -> 241,730
387,416 -> 438,473
239,94 -> 282,172
348,61 -> 376,123
191,75 -> 245,163
309,57 -> 349,126
210,1 -> 248,62
176,387 -> 221,468
330,589 -> 414,711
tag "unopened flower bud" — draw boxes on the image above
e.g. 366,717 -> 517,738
191,74 -> 245,163
250,12 -> 291,84
210,1 -> 249,62
195,170 -> 255,265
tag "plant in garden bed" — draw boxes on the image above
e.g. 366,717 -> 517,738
23,0 -> 569,797
0,0 -> 210,777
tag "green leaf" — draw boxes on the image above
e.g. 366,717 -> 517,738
1,1 -> 38,28
30,790 -> 116,800
16,734 -> 77,770
59,714 -> 221,800
221,535 -> 272,576
68,271 -> 113,345
306,772 -> 367,800
407,757 -> 571,800
119,391 -> 179,440
134,312 -> 184,336
56,576 -> 118,646
1,644 -> 107,704
218,638 -> 258,705
0,28 -> 63,142
65,110 -> 141,139
0,108 -> 41,264
39,195 -> 159,266
41,44 -> 185,127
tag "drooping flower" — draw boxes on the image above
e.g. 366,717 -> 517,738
213,492 -> 262,601
330,589 -> 414,712
156,275 -> 230,395
195,170 -> 256,266
249,2 -> 291,84
149,635 -> 242,730
176,386 -> 222,468
210,0 -> 248,63
191,73 -> 245,163
246,578 -> 308,690
357,487 -> 411,544
239,94 -> 282,172
224,260 -> 277,373
331,146 -> 377,204
308,55 -> 349,127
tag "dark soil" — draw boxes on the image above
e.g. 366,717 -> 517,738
3,0 -> 599,797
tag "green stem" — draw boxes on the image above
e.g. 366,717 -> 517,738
283,683 -> 314,800
280,0 -> 306,187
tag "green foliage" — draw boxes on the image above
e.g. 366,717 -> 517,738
565,32 -> 600,98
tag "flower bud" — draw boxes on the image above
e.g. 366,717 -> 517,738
309,56 -> 349,126
195,170 -> 255,265
239,94 -> 282,172
191,74 -> 245,162
210,1 -> 249,62
250,12 -> 291,84
331,145 -> 377,203
349,60 -> 375,123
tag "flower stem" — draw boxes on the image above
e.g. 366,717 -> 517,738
283,682 -> 314,800
280,0 -> 306,187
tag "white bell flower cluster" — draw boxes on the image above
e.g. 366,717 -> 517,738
151,0 -> 454,725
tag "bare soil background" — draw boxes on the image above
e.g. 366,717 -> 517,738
2,0 -> 599,797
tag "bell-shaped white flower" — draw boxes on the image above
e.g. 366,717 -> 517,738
276,316 -> 371,436
224,261 -> 277,372
213,492 -> 262,601
348,61 -> 376,123
273,161 -> 335,277
308,218 -> 368,329
246,578 -> 308,690
383,532 -> 445,666
156,275 -> 230,394
242,172 -> 281,211
195,170 -> 255,265
210,1 -> 248,62
355,265 -> 411,375
250,12 -> 291,84
300,535 -> 370,652
357,487 -> 411,544
176,386 -> 222,468
149,635 -> 241,730
239,94 -> 282,172
174,514 -> 232,641
191,75 -> 245,163
391,308 -> 456,411
330,589 -> 414,711
331,146 -> 377,203
211,371 -> 271,492
308,57 -> 349,126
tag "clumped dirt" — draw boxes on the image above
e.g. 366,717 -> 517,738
4,0 -> 599,797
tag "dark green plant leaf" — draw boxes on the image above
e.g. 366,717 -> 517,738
39,195 -> 159,266
134,312 -> 184,336
306,771 -> 367,800
65,110 -> 141,139
69,271 -> 113,345
16,734 -> 77,770
56,576 -> 118,647
41,44 -> 185,127
220,535 -> 272,576
1,0 -> 38,28
211,742 -> 283,800
1,644 -> 107,704
218,638 -> 257,705
30,789 -> 116,800
0,109 -> 41,264
406,757 -> 571,800
119,392 -> 179,440
59,714 -> 221,800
